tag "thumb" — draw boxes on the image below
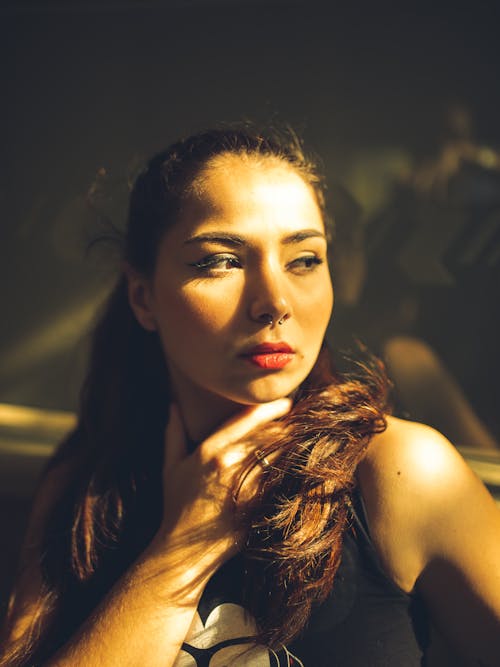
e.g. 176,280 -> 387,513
163,403 -> 188,474
203,397 -> 293,455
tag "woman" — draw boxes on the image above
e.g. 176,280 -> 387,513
1,127 -> 499,666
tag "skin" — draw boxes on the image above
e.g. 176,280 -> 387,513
2,154 -> 500,666
128,155 -> 333,441
359,418 -> 500,665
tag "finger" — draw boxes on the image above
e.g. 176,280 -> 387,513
163,403 -> 188,474
204,397 -> 292,454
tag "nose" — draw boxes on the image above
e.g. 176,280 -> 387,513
247,262 -> 292,327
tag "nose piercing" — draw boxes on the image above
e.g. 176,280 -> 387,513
258,314 -> 288,326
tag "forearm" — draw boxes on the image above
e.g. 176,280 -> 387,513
47,536 -> 228,667
39,399 -> 285,666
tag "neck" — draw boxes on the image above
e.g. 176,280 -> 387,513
168,369 -> 244,445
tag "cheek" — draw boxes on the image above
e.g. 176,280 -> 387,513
322,282 -> 334,323
300,277 -> 334,330
154,282 -> 240,345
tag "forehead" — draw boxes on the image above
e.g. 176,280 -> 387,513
175,154 -> 325,236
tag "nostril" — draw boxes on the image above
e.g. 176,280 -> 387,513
251,312 -> 291,327
257,314 -> 274,325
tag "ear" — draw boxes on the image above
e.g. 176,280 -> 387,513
124,263 -> 157,332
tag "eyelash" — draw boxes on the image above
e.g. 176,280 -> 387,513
188,253 -> 324,274
188,254 -> 242,271
289,255 -> 323,272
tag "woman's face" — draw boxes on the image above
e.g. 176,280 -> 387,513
134,154 -> 333,408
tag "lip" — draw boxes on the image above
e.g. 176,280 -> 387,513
242,342 -> 294,355
240,342 -> 295,370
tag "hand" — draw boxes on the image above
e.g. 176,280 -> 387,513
153,398 -> 292,565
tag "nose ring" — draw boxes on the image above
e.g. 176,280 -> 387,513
259,314 -> 288,326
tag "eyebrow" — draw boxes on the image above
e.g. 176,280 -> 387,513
183,229 -> 326,247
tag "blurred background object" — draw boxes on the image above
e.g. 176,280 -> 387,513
329,103 -> 500,450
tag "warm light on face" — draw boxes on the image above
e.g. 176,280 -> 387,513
143,155 -> 334,409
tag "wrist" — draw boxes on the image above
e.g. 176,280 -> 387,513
140,529 -> 237,601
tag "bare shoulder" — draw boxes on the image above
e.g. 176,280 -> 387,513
357,419 -> 500,663
359,415 -> 476,496
357,416 -> 500,592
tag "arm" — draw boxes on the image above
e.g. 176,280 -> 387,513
1,399 -> 291,667
358,417 -> 500,666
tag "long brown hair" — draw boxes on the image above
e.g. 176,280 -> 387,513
0,126 -> 389,665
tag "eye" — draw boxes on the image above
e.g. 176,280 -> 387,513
287,255 -> 324,274
188,253 -> 242,273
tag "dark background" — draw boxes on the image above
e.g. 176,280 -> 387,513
1,0 -> 499,432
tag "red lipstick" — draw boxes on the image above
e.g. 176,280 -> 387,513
242,342 -> 295,369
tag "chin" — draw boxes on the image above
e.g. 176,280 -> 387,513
226,374 -> 307,405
